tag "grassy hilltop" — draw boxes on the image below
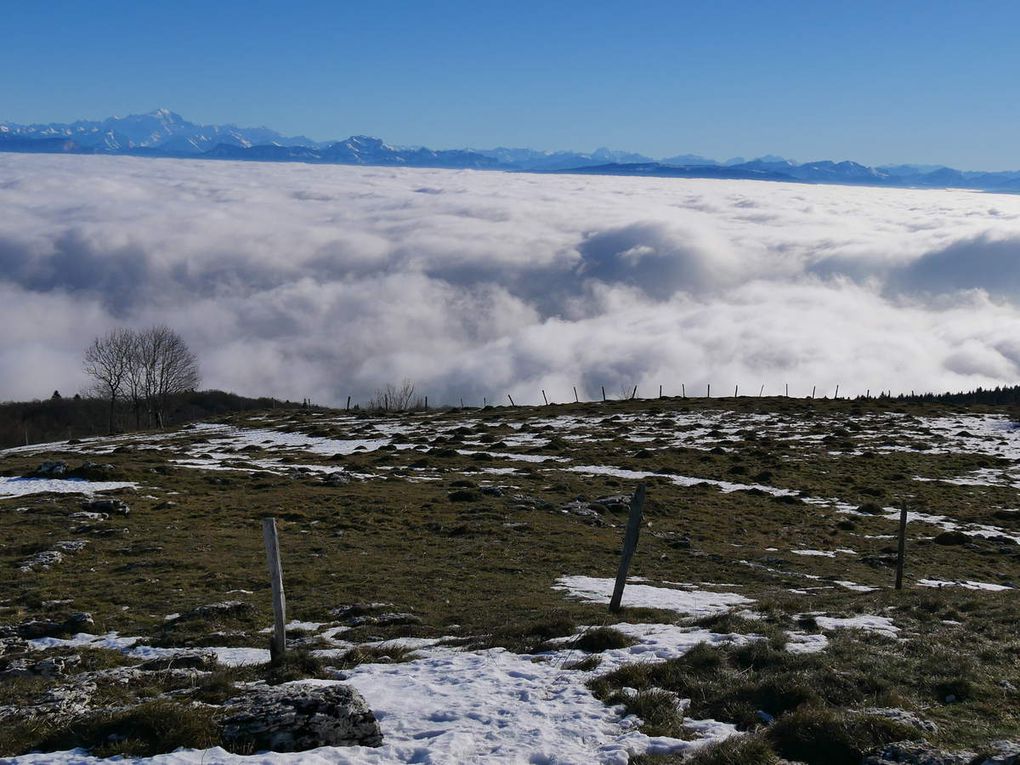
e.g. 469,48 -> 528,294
1,395 -> 1018,762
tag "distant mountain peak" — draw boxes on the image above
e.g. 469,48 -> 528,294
2,109 -> 1020,192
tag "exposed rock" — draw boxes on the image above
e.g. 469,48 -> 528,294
0,636 -> 28,656
348,612 -> 422,628
981,741 -> 1020,765
863,741 -> 976,765
322,471 -> 352,486
67,462 -> 118,480
331,603 -> 393,620
81,498 -> 130,516
138,651 -> 217,671
28,461 -> 68,478
9,612 -> 94,639
70,511 -> 109,522
0,653 -> 80,680
858,707 -> 938,734
933,531 -> 970,546
219,683 -> 383,752
19,540 -> 87,572
170,600 -> 253,622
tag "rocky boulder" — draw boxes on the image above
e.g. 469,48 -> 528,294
862,741 -> 975,765
219,683 -> 383,752
933,530 -> 970,546
81,498 -> 130,516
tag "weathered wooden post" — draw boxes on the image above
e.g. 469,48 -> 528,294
508,394 -> 516,407
834,384 -> 840,399
631,385 -> 637,400
345,396 -> 351,411
682,383 -> 686,398
734,384 -> 738,398
609,484 -> 646,613
542,390 -> 549,405
895,504 -> 908,590
262,517 -> 287,664
602,385 -> 606,402
759,384 -> 765,397
811,385 -> 816,399
785,383 -> 789,397
707,383 -> 711,398
659,384 -> 662,399
424,395 -> 428,410
573,386 -> 579,403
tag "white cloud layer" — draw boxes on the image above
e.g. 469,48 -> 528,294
3,154 -> 1020,405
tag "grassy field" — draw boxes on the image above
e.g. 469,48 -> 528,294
1,395 -> 1018,762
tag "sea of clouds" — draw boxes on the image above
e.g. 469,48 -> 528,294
2,153 -> 1020,406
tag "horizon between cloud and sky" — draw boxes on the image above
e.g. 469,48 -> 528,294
4,0 -> 1020,171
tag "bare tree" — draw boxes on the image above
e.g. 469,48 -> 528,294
369,379 -> 419,411
124,330 -> 146,428
83,328 -> 134,434
134,326 -> 200,427
84,326 -> 199,432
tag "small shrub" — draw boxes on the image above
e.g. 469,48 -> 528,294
265,649 -> 327,684
609,688 -> 685,737
564,655 -> 602,671
34,701 -> 219,758
333,644 -> 417,669
768,707 -> 915,765
573,627 -> 638,653
685,734 -> 779,765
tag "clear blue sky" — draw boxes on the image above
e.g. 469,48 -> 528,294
3,0 -> 1020,169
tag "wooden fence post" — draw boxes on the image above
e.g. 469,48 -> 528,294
262,517 -> 287,664
682,383 -> 686,398
542,390 -> 549,405
785,383 -> 789,397
734,385 -> 738,398
834,384 -> 840,399
574,386 -> 579,403
602,386 -> 606,402
707,383 -> 711,398
811,385 -> 816,399
759,384 -> 765,397
659,384 -> 662,399
895,504 -> 908,590
346,396 -> 351,411
631,385 -> 637,400
508,394 -> 516,407
610,484 -> 647,613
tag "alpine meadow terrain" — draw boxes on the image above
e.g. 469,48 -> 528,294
1,394 -> 1018,764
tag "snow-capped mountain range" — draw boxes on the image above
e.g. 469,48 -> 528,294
3,108 -> 1020,192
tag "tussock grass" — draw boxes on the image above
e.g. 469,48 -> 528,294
18,701 -> 220,758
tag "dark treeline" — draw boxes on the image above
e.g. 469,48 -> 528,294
0,390 -> 299,450
893,385 -> 1020,406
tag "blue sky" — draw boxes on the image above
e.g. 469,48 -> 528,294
3,0 -> 1020,169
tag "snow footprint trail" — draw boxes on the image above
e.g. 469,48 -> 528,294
8,646 -> 728,765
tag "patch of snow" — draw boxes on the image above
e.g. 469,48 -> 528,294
785,631 -> 829,654
555,576 -> 752,616
918,579 -> 1014,592
813,614 -> 899,638
0,477 -> 137,498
